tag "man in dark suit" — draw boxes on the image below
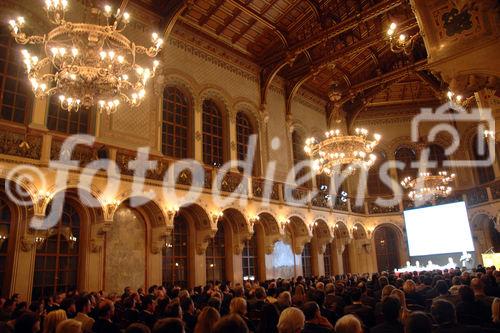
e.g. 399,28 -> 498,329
138,295 -> 157,329
301,301 -> 334,333
343,288 -> 375,328
92,300 -> 121,333
371,296 -> 403,333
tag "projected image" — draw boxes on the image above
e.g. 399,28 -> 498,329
403,202 -> 474,256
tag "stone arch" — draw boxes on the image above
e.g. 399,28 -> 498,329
471,213 -> 499,255
222,207 -> 252,254
233,98 -> 262,126
312,219 -> 333,253
199,85 -> 232,116
386,137 -> 420,158
256,212 -> 281,255
352,222 -> 367,240
286,216 -> 312,254
333,221 -> 350,239
158,69 -> 200,107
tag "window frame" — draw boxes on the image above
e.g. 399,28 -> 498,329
202,99 -> 226,167
162,86 -> 192,159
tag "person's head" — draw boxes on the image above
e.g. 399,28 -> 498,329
277,291 -> 292,308
492,298 -> 500,324
143,296 -> 156,312
403,280 -> 416,294
44,309 -> 68,333
405,311 -> 432,333
390,289 -> 406,309
334,314 -> 363,333
97,299 -> 114,319
180,297 -> 194,315
350,288 -> 362,302
56,319 -> 82,333
382,296 -> 401,322
470,278 -> 484,294
229,297 -> 247,316
435,280 -> 449,295
381,285 -> 396,300
431,299 -> 456,325
164,302 -> 182,319
458,285 -> 475,303
194,306 -> 220,333
294,284 -> 304,296
302,301 -> 320,321
15,311 -> 40,333
212,314 -> 248,333
207,297 -> 221,312
277,307 -> 305,333
379,276 -> 389,288
255,287 -> 266,300
75,296 -> 91,314
125,323 -> 151,333
153,318 -> 184,333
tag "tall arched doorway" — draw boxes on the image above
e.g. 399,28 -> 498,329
163,215 -> 189,287
374,225 -> 400,272
206,220 -> 225,282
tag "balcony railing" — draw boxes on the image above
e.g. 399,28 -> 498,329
0,127 -> 498,215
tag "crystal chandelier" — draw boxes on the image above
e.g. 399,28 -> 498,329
401,171 -> 456,201
8,1 -> 163,114
304,128 -> 381,176
386,22 -> 419,55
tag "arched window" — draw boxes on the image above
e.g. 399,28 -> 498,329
301,243 -> 312,277
323,243 -> 332,277
202,99 -> 224,167
374,226 -> 400,272
292,130 -> 311,187
47,96 -> 91,134
162,215 -> 188,287
428,144 -> 446,169
242,233 -> 257,280
395,147 -> 417,180
368,151 -> 392,196
472,135 -> 495,184
236,112 -> 254,161
33,202 -> 80,299
206,220 -> 225,282
162,87 -> 190,158
0,197 -> 11,296
0,27 -> 32,124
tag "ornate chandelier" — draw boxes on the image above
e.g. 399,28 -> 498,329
304,128 -> 381,176
401,171 -> 456,201
386,22 -> 419,55
8,1 -> 163,114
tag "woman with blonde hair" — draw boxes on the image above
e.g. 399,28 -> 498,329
194,306 -> 220,333
44,310 -> 68,333
230,297 -> 255,332
391,289 -> 410,322
491,298 -> 500,329
56,319 -> 82,333
292,284 -> 305,307
277,307 -> 305,333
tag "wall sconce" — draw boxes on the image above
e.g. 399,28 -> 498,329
484,129 -> 495,140
209,263 -> 215,268
212,211 -> 224,222
0,234 -> 7,248
386,22 -> 419,55
35,236 -> 45,250
248,215 -> 260,226
36,190 -> 51,205
280,218 -> 290,230
68,234 -> 77,249
165,242 -> 173,248
167,206 -> 179,217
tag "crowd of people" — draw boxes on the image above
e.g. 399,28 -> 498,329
1,265 -> 500,333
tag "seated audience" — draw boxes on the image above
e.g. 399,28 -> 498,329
371,296 -> 403,333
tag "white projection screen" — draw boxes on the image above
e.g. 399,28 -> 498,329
403,201 -> 475,256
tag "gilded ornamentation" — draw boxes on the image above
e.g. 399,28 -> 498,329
0,130 -> 42,160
